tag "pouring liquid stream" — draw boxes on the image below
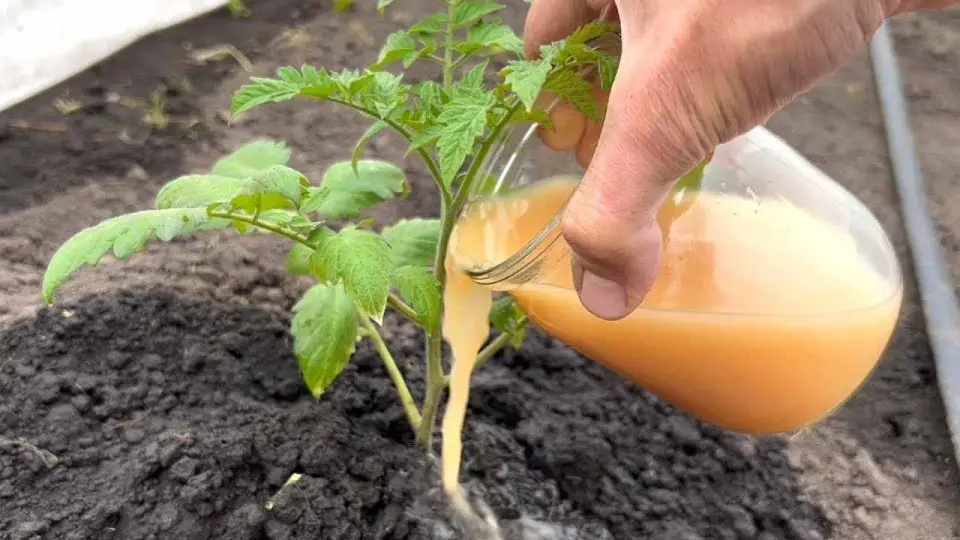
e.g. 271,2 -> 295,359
440,175 -> 901,509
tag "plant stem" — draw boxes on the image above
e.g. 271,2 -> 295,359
415,2 -> 459,450
417,331 -> 445,448
450,54 -> 471,71
387,295 -> 422,325
418,129 -> 528,443
361,318 -> 423,430
442,0 -> 455,90
474,329 -> 517,371
210,211 -> 310,244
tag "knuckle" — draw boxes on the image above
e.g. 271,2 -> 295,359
561,189 -> 632,266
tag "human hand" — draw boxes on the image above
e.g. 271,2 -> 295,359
524,0 -> 957,320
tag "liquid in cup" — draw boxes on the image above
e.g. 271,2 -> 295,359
438,127 -> 903,500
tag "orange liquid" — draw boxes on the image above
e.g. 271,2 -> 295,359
440,175 -> 901,497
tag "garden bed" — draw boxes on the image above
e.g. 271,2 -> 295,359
2,1 -> 960,538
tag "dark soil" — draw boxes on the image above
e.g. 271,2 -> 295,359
2,1 -> 960,539
1,288 -> 829,540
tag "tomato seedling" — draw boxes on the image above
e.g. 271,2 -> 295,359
41,0 -> 620,449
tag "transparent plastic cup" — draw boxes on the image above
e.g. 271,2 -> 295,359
451,71 -> 904,434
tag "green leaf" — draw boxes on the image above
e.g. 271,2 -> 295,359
376,0 -> 394,12
330,69 -> 373,97
544,69 -> 597,120
489,296 -> 528,348
154,174 -> 244,209
409,13 -> 447,34
231,78 -> 302,116
210,139 -> 292,179
372,31 -> 417,70
507,106 -> 552,127
669,160 -> 707,208
381,218 -> 440,267
258,209 -> 298,226
363,72 -> 409,117
413,81 -> 442,122
407,127 -> 440,154
290,282 -> 359,399
436,91 -> 494,184
230,66 -> 337,116
459,20 -> 523,56
452,0 -> 504,27
460,60 -> 489,91
334,0 -> 353,12
393,266 -> 441,333
229,165 -> 309,214
352,120 -> 389,170
302,160 -> 406,219
598,53 -> 619,91
286,243 -> 314,275
311,227 -> 394,320
566,20 -> 620,47
502,58 -> 551,111
42,209 -> 229,304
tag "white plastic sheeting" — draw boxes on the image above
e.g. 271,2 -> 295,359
0,0 -> 228,113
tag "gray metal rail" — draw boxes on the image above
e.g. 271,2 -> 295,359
869,22 -> 960,466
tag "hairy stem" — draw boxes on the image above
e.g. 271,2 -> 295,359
442,0 -> 455,90
361,318 -> 423,430
210,211 -> 310,244
416,2 -> 459,450
387,295 -> 423,325
417,332 -> 445,448
418,194 -> 455,450
413,99 -> 526,445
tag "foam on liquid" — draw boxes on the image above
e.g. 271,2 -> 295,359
439,175 -> 901,504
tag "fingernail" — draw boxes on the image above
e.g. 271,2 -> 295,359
576,268 -> 635,320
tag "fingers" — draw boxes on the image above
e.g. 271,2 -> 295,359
535,94 -> 586,151
574,87 -> 608,168
522,0 -> 611,59
561,52 -> 711,320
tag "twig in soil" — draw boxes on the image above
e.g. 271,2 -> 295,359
264,472 -> 302,510
281,28 -> 311,48
188,45 -> 254,72
7,121 -> 68,133
0,436 -> 59,469
54,98 -> 82,115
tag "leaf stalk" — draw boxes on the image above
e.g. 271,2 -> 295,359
361,317 -> 423,429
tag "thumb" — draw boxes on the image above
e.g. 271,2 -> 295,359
562,51 -> 712,320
